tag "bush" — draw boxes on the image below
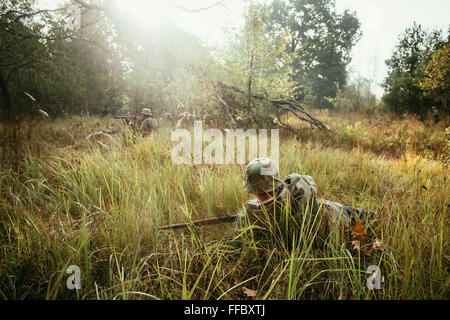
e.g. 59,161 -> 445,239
336,121 -> 369,146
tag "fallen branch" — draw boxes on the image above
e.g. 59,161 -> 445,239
271,99 -> 331,132
215,81 -> 332,133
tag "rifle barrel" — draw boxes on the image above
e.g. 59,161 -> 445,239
159,214 -> 238,230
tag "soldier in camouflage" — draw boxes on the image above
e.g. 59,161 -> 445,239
431,106 -> 440,124
234,158 -> 372,243
141,108 -> 157,134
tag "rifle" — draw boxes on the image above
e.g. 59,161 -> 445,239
113,115 -> 137,121
159,214 -> 238,230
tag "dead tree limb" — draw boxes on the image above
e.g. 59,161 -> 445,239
271,99 -> 331,132
214,81 -> 332,133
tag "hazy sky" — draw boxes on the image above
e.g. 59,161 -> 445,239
38,0 -> 450,96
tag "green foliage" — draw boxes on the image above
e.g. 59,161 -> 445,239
336,121 -> 368,146
268,0 -> 361,108
327,76 -> 377,114
219,2 -> 297,125
0,1 -> 125,117
0,0 -> 47,114
418,44 -> 450,112
0,1 -> 216,119
0,0 -> 363,122
382,23 -> 447,117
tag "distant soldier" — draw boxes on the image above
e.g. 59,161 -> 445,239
432,106 -> 440,124
234,158 -> 372,245
141,108 -> 157,135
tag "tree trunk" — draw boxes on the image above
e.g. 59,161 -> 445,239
442,97 -> 449,124
357,79 -> 360,109
0,68 -> 12,116
84,98 -> 89,117
247,52 -> 254,112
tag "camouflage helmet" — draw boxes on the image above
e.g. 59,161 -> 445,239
141,108 -> 153,116
244,158 -> 284,194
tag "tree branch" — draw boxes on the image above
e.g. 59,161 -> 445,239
171,1 -> 226,13
72,0 -> 107,13
214,81 -> 332,133
1,7 -> 67,24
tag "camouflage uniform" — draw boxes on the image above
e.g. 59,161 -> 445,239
141,108 -> 157,134
235,158 -> 371,240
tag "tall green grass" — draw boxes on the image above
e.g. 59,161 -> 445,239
0,117 -> 448,299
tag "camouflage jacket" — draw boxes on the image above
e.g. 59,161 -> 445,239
141,117 -> 157,132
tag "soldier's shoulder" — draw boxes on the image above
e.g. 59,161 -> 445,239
284,173 -> 317,197
142,118 -> 156,127
285,173 -> 315,186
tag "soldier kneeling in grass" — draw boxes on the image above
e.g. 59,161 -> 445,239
141,108 -> 157,135
233,158 -> 374,249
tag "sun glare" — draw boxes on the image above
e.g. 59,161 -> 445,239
116,0 -> 171,28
